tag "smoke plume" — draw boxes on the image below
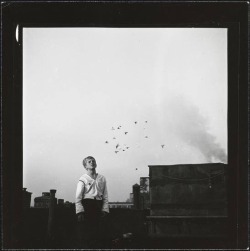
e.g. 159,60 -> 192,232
166,96 -> 227,163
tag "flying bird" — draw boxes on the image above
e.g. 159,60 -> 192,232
145,121 -> 148,123
134,121 -> 137,124
116,144 -> 119,149
115,151 -> 119,154
161,145 -> 165,148
113,137 -> 116,140
145,136 -> 148,138
105,141 -> 109,144
135,168 -> 138,170
125,132 -> 128,135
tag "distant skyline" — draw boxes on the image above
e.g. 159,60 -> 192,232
23,28 -> 227,205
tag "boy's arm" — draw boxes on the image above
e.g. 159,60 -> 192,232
75,180 -> 85,214
102,178 -> 109,213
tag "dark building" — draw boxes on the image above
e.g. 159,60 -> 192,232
23,188 -> 32,208
58,199 -> 64,207
130,178 -> 150,210
34,192 -> 58,208
140,177 -> 150,209
64,201 -> 74,208
147,163 -> 228,238
130,193 -> 133,202
140,177 -> 149,193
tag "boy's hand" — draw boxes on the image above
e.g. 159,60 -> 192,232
101,211 -> 108,217
77,213 -> 85,222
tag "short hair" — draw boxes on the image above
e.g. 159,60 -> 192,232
82,156 -> 96,168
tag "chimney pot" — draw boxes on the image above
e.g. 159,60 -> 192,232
50,189 -> 57,194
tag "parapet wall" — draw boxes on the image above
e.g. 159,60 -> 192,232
147,163 -> 228,238
149,163 -> 227,216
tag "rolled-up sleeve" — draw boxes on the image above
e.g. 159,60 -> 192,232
102,178 -> 109,213
75,181 -> 85,214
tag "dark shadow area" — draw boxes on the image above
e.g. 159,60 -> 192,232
21,207 -> 150,249
20,207 -> 232,249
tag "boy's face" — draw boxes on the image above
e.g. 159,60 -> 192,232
85,158 -> 97,170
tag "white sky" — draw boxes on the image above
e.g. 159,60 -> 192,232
23,28 -> 227,205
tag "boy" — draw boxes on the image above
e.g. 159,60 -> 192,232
75,156 -> 109,248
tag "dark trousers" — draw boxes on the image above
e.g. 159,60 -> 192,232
76,199 -> 106,248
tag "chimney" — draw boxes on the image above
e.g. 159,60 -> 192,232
47,189 -> 56,240
133,184 -> 140,210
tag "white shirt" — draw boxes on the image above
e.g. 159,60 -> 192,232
75,173 -> 109,214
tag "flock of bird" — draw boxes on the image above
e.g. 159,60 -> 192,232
104,120 -> 166,155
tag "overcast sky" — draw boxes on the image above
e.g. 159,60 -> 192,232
23,28 -> 227,205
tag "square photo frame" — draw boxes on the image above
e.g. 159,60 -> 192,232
2,1 -> 249,249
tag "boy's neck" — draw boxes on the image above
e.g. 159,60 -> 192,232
87,169 -> 97,178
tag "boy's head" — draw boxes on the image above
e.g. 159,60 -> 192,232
83,156 -> 97,169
